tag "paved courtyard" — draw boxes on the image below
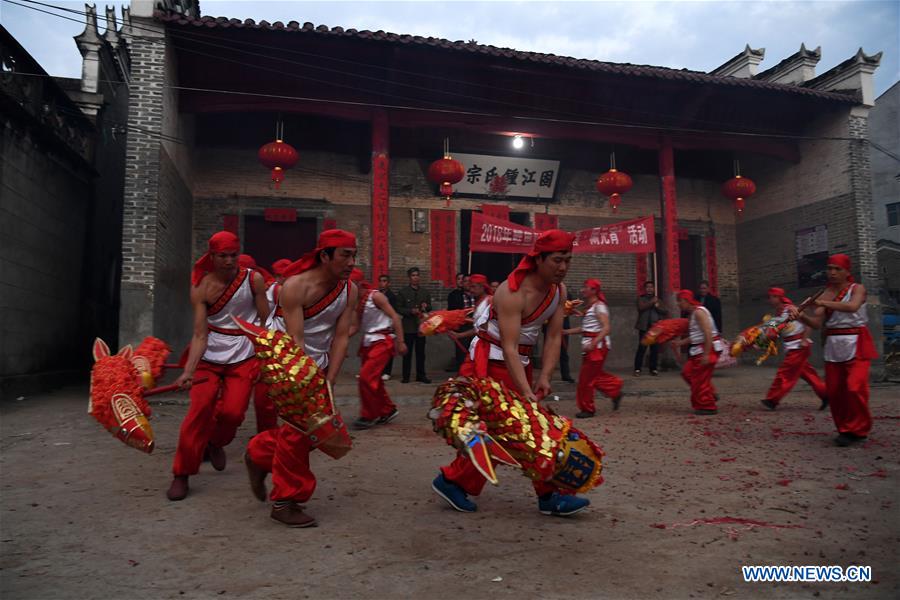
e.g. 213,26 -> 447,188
1,367 -> 897,599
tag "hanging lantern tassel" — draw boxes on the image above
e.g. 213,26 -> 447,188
609,193 -> 622,213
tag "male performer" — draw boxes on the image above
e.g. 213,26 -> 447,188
566,279 -> 623,418
377,274 -> 399,380
432,230 -> 591,517
244,230 -> 359,526
698,280 -> 723,332
167,232 -> 270,501
239,254 -> 279,432
449,273 -> 492,347
761,287 -> 828,411
352,275 -> 407,429
271,258 -> 292,284
674,289 -> 723,415
791,254 -> 877,446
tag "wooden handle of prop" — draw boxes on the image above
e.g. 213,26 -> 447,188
785,288 -> 826,322
144,377 -> 209,397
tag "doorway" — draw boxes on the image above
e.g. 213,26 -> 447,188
459,209 -> 530,281
243,215 -> 318,271
678,234 -> 703,292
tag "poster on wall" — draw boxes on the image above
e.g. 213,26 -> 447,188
452,153 -> 560,200
795,224 -> 828,287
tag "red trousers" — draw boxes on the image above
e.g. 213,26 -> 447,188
681,350 -> 719,411
825,359 -> 872,437
358,339 -> 397,421
441,359 -> 558,497
765,346 -> 826,405
172,358 -> 258,476
252,380 -> 278,432
576,348 -> 623,413
247,424 -> 316,503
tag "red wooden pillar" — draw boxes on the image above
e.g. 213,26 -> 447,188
658,138 -> 680,298
371,110 -> 390,280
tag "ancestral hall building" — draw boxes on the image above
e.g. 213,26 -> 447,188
1,0 -> 888,389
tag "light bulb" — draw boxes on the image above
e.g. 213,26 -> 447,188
512,135 -> 524,149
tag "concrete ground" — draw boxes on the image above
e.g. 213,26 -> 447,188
1,366 -> 898,600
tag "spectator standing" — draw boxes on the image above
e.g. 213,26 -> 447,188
633,281 -> 668,376
397,267 -> 432,383
697,280 -> 723,333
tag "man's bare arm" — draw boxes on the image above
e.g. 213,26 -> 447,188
175,284 -> 209,388
537,285 -> 566,391
251,272 -> 270,325
281,276 -> 307,350
326,283 -> 358,384
495,287 -> 532,398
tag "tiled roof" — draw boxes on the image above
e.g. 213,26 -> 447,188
155,12 -> 858,104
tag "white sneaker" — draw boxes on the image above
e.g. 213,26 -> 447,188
381,374 -> 391,381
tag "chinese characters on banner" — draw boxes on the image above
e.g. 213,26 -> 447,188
705,236 -> 718,296
430,210 -> 456,286
264,208 -> 297,222
534,213 -> 558,232
481,203 -> 510,221
572,216 -> 656,254
470,213 -> 655,254
469,212 -> 540,254
454,153 -> 560,200
371,154 -> 390,280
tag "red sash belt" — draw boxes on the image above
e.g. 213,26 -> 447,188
582,331 -> 602,338
783,333 -> 805,342
826,327 -> 864,336
476,331 -> 533,356
690,335 -> 722,351
208,324 -> 244,336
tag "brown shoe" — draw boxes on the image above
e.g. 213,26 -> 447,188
208,444 -> 226,471
166,476 -> 189,501
270,502 -> 317,528
244,453 -> 268,502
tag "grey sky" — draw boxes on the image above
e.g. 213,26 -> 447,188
2,0 -> 898,97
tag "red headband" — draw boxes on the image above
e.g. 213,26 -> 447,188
767,287 -> 793,304
828,253 -> 855,282
349,268 -> 365,283
283,229 -> 358,278
271,258 -> 292,277
192,231 -> 240,286
507,229 -> 575,291
469,274 -> 491,294
585,278 -> 606,302
677,289 -> 701,306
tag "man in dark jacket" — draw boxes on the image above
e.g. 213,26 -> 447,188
447,273 -> 474,369
377,274 -> 398,380
397,267 -> 432,383
697,280 -> 723,333
633,281 -> 668,376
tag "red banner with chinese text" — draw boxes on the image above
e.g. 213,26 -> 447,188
371,153 -> 390,279
706,236 -> 718,296
430,210 -> 456,286
470,212 -> 538,254
572,216 -> 656,254
636,252 -> 649,294
534,213 -> 558,232
481,203 -> 510,221
264,208 -> 297,222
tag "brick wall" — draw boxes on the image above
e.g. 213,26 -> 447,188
0,119 -> 91,380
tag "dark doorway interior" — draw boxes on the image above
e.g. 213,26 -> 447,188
679,234 -> 703,292
460,210 -> 530,282
244,215 -> 318,271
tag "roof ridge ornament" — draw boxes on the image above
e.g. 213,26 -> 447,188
709,45 -> 766,78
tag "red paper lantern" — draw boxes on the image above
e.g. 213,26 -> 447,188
595,168 -> 633,214
428,156 -> 465,206
721,175 -> 756,214
258,140 -> 299,189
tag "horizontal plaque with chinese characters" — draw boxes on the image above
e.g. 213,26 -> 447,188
453,153 -> 560,200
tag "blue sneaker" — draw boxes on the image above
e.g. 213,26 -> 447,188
431,474 -> 477,513
538,492 -> 590,516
